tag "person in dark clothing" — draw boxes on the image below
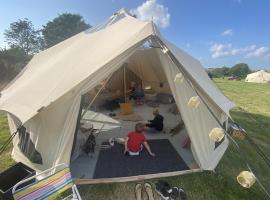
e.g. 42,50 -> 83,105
145,109 -> 164,133
134,84 -> 145,105
129,82 -> 145,105
129,82 -> 137,101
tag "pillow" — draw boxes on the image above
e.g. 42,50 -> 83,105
156,93 -> 174,104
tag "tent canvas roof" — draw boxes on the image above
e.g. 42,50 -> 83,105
0,9 -> 234,124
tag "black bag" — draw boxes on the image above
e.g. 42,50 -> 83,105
104,99 -> 119,111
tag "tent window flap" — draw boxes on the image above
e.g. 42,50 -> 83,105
17,126 -> 43,164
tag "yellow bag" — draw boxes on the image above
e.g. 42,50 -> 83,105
120,102 -> 133,115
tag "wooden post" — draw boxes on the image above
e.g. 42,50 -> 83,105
123,63 -> 127,103
74,168 -> 202,185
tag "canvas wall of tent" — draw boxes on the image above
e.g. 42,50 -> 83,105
0,9 -> 235,183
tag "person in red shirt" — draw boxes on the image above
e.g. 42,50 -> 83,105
124,123 -> 155,156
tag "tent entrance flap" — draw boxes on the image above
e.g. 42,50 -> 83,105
70,103 -> 197,179
70,47 -> 201,179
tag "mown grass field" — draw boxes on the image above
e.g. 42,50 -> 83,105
0,79 -> 269,200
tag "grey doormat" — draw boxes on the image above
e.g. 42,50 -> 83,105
93,139 -> 189,178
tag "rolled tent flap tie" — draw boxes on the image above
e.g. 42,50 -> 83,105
237,171 -> 256,188
174,73 -> 184,83
209,128 -> 225,142
187,96 -> 200,108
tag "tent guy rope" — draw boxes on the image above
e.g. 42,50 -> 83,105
81,73 -> 114,118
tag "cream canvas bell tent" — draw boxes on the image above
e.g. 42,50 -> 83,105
245,70 -> 270,83
0,9 -> 235,181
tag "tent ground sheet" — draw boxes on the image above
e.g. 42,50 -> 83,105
93,139 -> 190,178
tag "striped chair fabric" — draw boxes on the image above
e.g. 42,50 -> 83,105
13,167 -> 73,200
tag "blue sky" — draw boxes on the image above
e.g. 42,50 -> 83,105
0,0 -> 269,69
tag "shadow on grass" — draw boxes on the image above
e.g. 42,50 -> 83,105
226,109 -> 270,199
230,109 -> 270,149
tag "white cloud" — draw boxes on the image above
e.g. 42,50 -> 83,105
186,43 -> 191,48
221,29 -> 233,36
234,0 -> 242,3
245,47 -> 270,58
209,43 -> 232,58
231,45 -> 256,55
209,43 -> 269,59
131,0 -> 170,28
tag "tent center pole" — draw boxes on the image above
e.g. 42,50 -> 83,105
123,63 -> 127,103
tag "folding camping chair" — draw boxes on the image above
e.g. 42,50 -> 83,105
12,163 -> 82,200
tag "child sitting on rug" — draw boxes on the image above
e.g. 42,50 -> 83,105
145,109 -> 164,133
124,123 -> 155,156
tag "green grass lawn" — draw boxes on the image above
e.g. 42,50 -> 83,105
0,113 -> 15,171
0,79 -> 269,200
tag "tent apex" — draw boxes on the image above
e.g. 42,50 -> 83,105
114,8 -> 133,18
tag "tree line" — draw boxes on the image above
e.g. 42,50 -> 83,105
207,63 -> 252,79
0,13 -> 257,83
0,13 -> 91,82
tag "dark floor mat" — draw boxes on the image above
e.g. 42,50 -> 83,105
93,139 -> 190,179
